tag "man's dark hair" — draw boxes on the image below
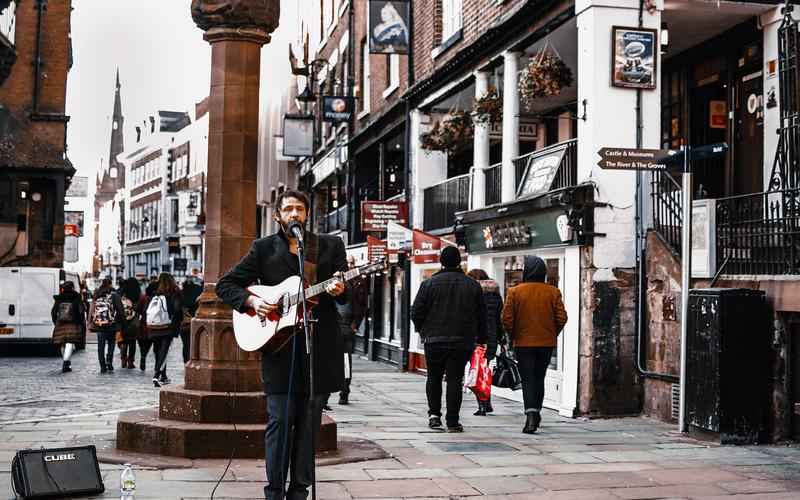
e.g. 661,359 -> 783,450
275,189 -> 310,212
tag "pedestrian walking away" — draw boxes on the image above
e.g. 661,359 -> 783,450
146,273 -> 183,387
335,254 -> 367,406
216,189 -> 347,500
51,281 -> 86,373
137,278 -> 156,372
466,268 -> 506,416
118,278 -> 143,369
89,278 -> 127,374
180,276 -> 203,364
411,246 -> 487,433
502,255 -> 568,434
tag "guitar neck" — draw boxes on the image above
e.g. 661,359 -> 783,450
289,267 -> 363,307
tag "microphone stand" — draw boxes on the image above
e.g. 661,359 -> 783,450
294,234 -> 317,500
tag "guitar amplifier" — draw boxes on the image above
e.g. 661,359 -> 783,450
11,445 -> 105,499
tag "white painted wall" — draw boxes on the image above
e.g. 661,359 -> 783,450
576,0 -> 661,273
761,7 -> 786,192
410,109 -> 448,230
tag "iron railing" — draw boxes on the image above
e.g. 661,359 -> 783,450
423,173 -> 471,231
483,139 -> 579,206
651,171 -> 683,255
484,162 -> 502,206
715,189 -> 800,275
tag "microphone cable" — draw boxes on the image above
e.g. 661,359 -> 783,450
210,310 -> 241,499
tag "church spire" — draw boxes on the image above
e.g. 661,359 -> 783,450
109,68 -> 125,187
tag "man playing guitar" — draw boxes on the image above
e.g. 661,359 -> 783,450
216,190 -> 347,500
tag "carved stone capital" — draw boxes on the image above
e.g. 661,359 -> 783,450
191,0 -> 279,35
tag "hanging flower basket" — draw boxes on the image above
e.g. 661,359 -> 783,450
420,111 -> 474,155
472,86 -> 503,123
519,50 -> 573,110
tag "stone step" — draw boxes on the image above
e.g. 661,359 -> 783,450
158,384 -> 266,424
117,408 -> 337,459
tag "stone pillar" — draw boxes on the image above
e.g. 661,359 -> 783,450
501,51 -> 521,203
186,2 -> 276,393
116,1 -> 337,458
472,71 -> 491,210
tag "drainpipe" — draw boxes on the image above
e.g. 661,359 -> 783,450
32,0 -> 46,114
400,0 -> 415,371
634,0 -> 679,384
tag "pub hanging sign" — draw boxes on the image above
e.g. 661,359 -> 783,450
322,96 -> 355,123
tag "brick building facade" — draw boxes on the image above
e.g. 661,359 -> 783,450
0,0 -> 74,267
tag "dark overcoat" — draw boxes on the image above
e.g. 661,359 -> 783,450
216,231 -> 348,394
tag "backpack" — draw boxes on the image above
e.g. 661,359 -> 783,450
55,301 -> 74,324
91,293 -> 117,328
146,295 -> 172,329
120,296 -> 137,322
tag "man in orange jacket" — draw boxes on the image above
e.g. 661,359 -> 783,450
502,256 -> 567,433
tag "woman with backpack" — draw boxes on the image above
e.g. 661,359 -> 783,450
146,273 -> 183,387
118,278 -> 143,369
51,281 -> 86,373
89,278 -> 127,373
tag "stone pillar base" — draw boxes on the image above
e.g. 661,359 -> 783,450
116,409 -> 337,459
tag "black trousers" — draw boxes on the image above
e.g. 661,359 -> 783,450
96,331 -> 116,368
180,329 -> 190,364
516,347 -> 553,413
119,339 -> 137,363
151,336 -> 172,378
424,344 -> 472,426
265,393 -> 328,500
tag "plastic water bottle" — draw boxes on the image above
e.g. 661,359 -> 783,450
120,463 -> 136,499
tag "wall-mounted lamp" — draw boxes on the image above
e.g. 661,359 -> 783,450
661,22 -> 669,55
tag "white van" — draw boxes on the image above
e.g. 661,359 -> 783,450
0,267 -> 85,349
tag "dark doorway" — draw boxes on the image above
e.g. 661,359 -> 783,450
733,41 -> 764,196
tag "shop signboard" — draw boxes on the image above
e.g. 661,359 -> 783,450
64,211 -> 85,237
386,221 -> 412,264
367,235 -> 387,262
362,201 -> 409,232
464,208 -> 567,255
611,26 -> 657,90
322,96 -> 355,123
368,0 -> 410,54
517,144 -> 568,199
412,230 -> 441,264
173,257 -> 188,272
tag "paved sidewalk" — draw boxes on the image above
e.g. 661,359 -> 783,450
1,357 -> 800,499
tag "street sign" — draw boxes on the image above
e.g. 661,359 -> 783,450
597,147 -> 676,171
173,257 -> 187,272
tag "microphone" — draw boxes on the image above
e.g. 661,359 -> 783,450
286,221 -> 304,243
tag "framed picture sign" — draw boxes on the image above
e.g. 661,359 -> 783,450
611,26 -> 657,90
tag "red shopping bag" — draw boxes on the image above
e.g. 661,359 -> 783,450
465,346 -> 492,401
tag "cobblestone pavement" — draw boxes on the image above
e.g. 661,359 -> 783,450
1,356 -> 800,499
0,333 -> 185,423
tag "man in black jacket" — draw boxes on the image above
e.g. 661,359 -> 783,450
411,246 -> 487,432
216,190 -> 347,500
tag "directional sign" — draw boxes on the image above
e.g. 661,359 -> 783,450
597,147 -> 677,171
